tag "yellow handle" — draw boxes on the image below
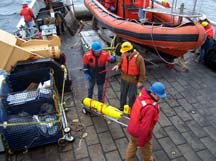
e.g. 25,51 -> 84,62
123,105 -> 131,115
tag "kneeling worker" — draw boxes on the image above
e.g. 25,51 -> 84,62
199,21 -> 215,63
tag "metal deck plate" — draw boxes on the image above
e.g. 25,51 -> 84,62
80,30 -> 108,52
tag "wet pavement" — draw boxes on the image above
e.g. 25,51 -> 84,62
2,27 -> 216,161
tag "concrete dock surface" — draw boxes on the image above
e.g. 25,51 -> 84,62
2,28 -> 216,161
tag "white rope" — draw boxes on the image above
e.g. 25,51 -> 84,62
150,22 -> 176,64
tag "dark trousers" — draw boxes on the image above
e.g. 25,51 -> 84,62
88,79 -> 104,102
120,78 -> 137,110
199,37 -> 214,63
56,23 -> 64,35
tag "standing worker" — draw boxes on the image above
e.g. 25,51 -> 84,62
83,41 -> 116,102
112,41 -> 146,111
199,20 -> 215,63
125,82 -> 167,161
20,0 -> 35,37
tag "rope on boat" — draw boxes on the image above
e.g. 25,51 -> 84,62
150,22 -> 176,64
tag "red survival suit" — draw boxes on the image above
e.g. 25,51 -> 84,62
127,88 -> 159,147
20,4 -> 35,22
204,23 -> 215,38
82,49 -> 111,84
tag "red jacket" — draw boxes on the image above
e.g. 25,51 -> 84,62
83,49 -> 110,84
121,53 -> 139,76
205,24 -> 215,38
20,4 -> 35,22
127,88 -> 159,147
135,0 -> 150,8
83,49 -> 110,67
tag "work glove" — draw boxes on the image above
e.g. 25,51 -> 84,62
110,56 -> 116,63
112,65 -> 119,71
85,73 -> 91,80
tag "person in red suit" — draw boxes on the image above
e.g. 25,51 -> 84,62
83,41 -> 116,102
20,0 -> 35,37
125,82 -> 167,161
199,19 -> 215,63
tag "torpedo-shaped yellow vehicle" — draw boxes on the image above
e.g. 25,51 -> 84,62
82,97 -> 129,127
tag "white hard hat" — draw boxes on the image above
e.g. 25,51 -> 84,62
22,0 -> 28,4
199,14 -> 207,21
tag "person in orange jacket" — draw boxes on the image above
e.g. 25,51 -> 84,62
199,20 -> 215,63
83,41 -> 116,102
125,82 -> 167,161
112,41 -> 146,111
20,0 -> 35,37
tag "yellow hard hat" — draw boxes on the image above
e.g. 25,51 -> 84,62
201,21 -> 209,27
120,41 -> 133,53
162,0 -> 168,4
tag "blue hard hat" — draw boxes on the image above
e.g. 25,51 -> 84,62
150,82 -> 166,98
91,41 -> 102,52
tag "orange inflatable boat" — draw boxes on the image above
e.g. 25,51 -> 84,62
85,0 -> 206,58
